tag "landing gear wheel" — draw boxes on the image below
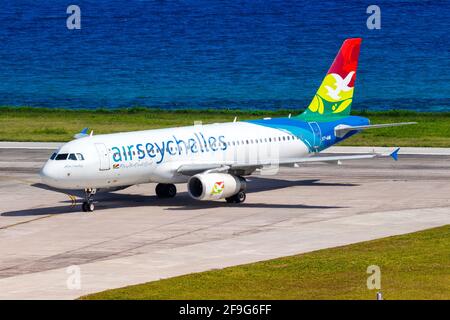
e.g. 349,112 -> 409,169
166,184 -> 177,198
155,184 -> 165,198
226,191 -> 246,204
235,191 -> 246,203
82,201 -> 94,212
82,188 -> 97,212
225,197 -> 235,204
156,183 -> 177,198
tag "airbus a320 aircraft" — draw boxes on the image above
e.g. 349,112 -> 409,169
40,38 -> 415,212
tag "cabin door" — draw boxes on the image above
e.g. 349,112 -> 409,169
94,143 -> 111,171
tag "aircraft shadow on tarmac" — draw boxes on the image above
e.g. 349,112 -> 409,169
1,178 -> 355,216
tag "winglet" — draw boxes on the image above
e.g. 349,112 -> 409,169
74,128 -> 89,139
390,147 -> 400,161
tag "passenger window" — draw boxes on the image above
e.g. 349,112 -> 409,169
76,153 -> 85,160
50,153 -> 57,160
68,154 -> 77,160
55,153 -> 68,160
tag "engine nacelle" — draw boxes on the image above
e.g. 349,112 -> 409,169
187,173 -> 246,201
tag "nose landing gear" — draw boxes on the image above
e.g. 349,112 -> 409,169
82,188 -> 96,212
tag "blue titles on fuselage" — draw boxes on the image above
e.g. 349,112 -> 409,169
111,133 -> 227,164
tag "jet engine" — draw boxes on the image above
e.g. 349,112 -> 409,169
187,173 -> 246,201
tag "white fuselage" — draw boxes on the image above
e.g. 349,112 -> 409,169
40,121 -> 310,190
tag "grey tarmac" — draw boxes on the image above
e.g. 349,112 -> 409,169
0,145 -> 449,299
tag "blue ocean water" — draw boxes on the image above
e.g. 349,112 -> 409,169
0,0 -> 448,111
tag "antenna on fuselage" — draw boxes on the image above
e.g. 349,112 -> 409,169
233,116 -> 237,122
90,130 -> 94,137
288,113 -> 291,118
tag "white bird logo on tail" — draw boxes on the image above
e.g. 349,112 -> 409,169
325,71 -> 355,100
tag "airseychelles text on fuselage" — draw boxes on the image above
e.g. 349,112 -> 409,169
111,132 -> 227,164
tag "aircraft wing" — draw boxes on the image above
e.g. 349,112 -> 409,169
176,148 -> 400,176
334,122 -> 416,138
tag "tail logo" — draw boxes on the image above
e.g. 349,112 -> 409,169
325,71 -> 355,100
308,71 -> 355,115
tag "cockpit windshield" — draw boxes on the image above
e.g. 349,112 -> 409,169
55,153 -> 68,160
51,153 -> 85,161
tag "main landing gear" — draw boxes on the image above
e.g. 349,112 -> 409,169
82,188 -> 96,212
155,183 -> 177,198
225,176 -> 247,204
225,190 -> 246,204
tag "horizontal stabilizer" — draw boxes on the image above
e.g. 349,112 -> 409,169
334,122 -> 417,138
390,147 -> 400,161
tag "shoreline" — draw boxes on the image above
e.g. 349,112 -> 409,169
2,105 -> 450,117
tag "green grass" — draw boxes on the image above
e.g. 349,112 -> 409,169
80,225 -> 450,300
1,106 -> 450,146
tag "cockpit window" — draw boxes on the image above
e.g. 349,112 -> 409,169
55,153 -> 68,160
68,154 -> 77,160
50,153 -> 57,160
76,153 -> 85,160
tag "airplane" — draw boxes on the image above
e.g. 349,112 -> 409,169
40,38 -> 416,212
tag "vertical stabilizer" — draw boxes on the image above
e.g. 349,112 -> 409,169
298,38 -> 362,121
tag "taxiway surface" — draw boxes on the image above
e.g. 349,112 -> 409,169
0,146 -> 449,299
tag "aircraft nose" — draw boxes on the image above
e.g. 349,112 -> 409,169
39,162 -> 56,185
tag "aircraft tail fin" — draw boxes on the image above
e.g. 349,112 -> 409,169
298,38 -> 362,121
